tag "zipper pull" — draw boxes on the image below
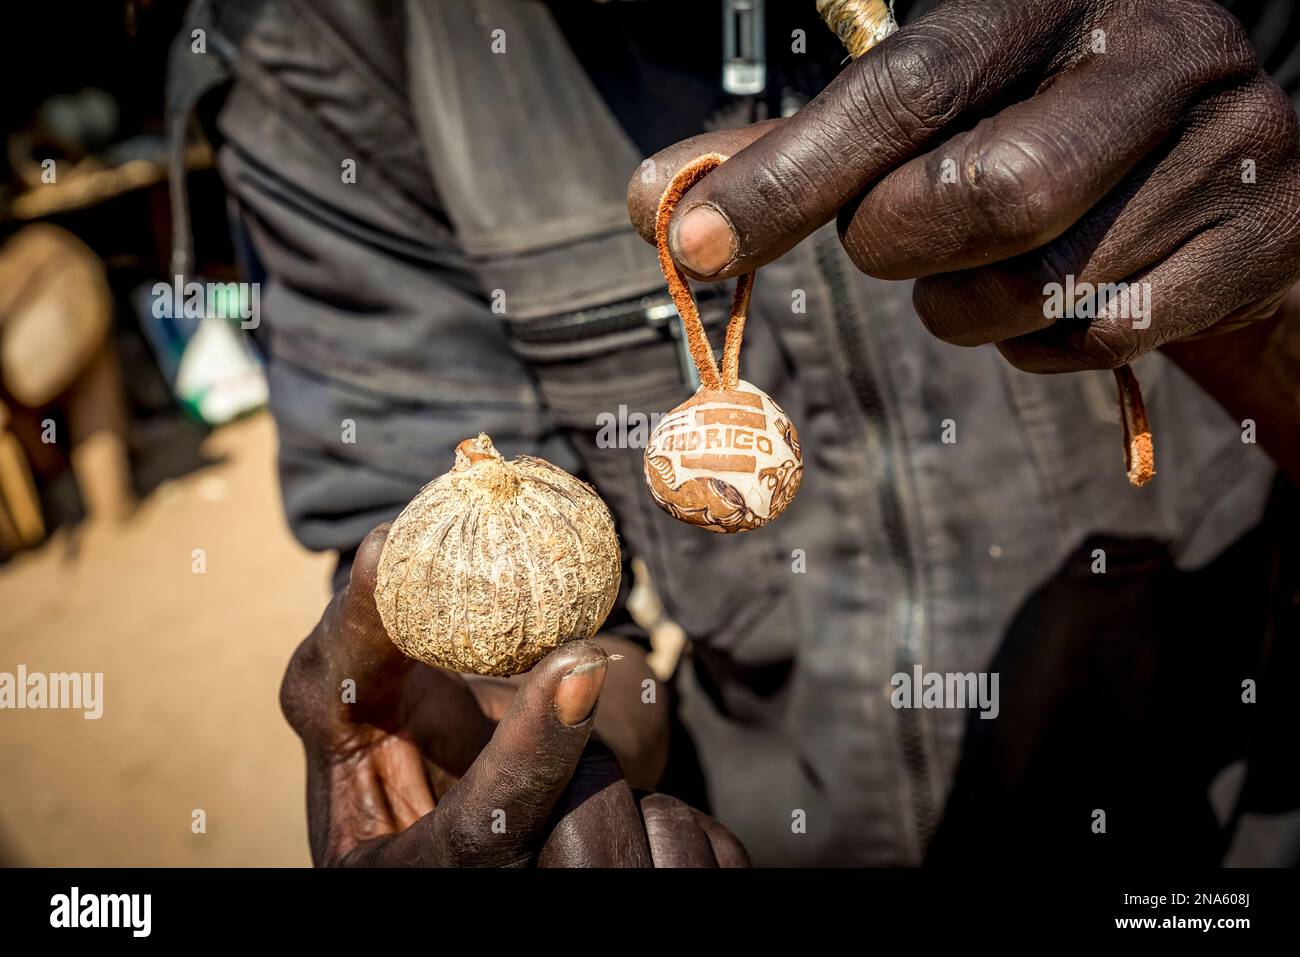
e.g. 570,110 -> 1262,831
645,301 -> 702,391
722,0 -> 765,95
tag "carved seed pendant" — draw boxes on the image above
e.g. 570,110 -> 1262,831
645,154 -> 804,532
645,379 -> 803,533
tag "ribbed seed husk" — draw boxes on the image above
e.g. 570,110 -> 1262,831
375,434 -> 621,676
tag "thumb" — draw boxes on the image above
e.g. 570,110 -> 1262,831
386,639 -> 609,866
627,119 -> 784,246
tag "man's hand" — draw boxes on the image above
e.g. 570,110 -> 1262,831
628,0 -> 1300,378
280,524 -> 748,867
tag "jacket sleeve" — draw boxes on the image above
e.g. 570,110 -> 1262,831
209,0 -> 572,561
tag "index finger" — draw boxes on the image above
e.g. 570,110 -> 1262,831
661,0 -> 1089,279
281,523 -> 414,740
627,119 -> 784,243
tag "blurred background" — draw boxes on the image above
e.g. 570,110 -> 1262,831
0,1 -> 328,865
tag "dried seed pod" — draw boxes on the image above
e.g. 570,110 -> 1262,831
375,434 -> 621,676
644,379 -> 803,533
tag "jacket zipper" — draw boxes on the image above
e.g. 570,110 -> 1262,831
813,231 -> 935,857
504,287 -> 729,391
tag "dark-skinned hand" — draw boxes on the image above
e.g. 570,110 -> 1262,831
628,0 -> 1300,477
279,523 -> 749,867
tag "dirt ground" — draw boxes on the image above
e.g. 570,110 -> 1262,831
0,412 -> 331,866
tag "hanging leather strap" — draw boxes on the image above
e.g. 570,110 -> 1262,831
654,154 -> 755,391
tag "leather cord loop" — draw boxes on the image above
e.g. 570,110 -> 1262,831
654,154 -> 755,391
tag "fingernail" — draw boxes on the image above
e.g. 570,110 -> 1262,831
672,205 -> 736,276
555,658 -> 608,726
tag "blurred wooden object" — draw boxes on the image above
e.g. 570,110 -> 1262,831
627,557 -> 689,681
0,224 -> 135,544
0,401 -> 45,551
68,345 -> 135,523
1,142 -> 212,223
0,224 -> 112,405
